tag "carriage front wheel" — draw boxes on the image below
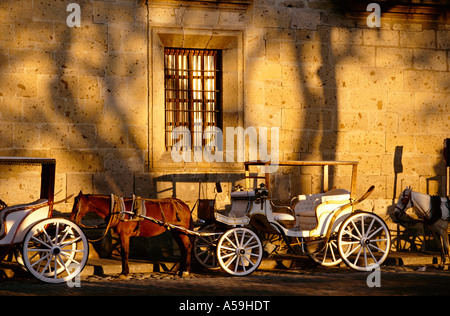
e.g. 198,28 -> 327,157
22,218 -> 89,283
194,224 -> 221,270
216,227 -> 263,276
337,212 -> 390,272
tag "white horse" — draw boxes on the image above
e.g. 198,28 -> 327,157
394,186 -> 450,269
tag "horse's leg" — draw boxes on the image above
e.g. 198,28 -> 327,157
439,222 -> 450,270
171,232 -> 192,277
119,233 -> 131,276
430,222 -> 446,269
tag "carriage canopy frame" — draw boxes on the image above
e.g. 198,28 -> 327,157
0,157 -> 56,214
244,160 -> 358,198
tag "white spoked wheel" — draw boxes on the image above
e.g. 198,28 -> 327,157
337,212 -> 391,272
22,218 -> 89,283
216,227 -> 263,276
305,236 -> 342,267
194,224 -> 221,270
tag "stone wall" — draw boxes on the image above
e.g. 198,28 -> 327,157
0,0 -> 448,246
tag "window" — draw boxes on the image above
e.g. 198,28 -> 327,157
164,48 -> 222,151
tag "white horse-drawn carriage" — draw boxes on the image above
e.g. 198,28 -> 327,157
194,161 -> 391,276
0,157 -> 88,283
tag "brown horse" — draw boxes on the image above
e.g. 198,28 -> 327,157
71,191 -> 193,276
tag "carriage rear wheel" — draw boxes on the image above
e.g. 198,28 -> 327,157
22,218 -> 89,283
337,212 -> 390,272
216,227 -> 263,276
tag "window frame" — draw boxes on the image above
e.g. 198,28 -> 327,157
164,48 -> 222,151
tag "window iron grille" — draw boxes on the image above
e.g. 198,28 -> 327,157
164,48 -> 222,151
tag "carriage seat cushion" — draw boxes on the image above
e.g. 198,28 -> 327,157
273,212 -> 295,222
293,189 -> 351,217
293,193 -> 324,217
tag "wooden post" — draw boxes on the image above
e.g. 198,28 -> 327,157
351,164 -> 358,198
447,166 -> 449,197
323,165 -> 329,192
245,170 -> 249,190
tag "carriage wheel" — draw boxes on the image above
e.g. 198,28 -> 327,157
337,212 -> 391,272
194,224 -> 221,270
216,227 -> 263,276
305,235 -> 342,267
22,218 -> 89,283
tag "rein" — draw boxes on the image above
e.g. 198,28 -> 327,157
75,195 -> 121,242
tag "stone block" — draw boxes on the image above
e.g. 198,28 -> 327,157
93,172 -> 134,196
69,124 -> 97,149
0,98 -> 23,122
386,91 -> 415,112
104,150 -> 145,173
41,124 -> 69,149
0,123 -> 13,148
55,23 -> 108,52
344,131 -> 385,154
218,11 -> 247,28
437,30 -> 450,50
363,29 -> 399,47
14,21 -> 54,46
404,70 -> 434,92
134,173 -> 154,197
333,45 -> 375,67
375,47 -> 413,68
337,110 -> 368,131
51,149 -> 104,173
434,72 -> 450,93
93,1 -> 135,25
67,173 -> 94,196
415,92 -> 450,114
148,7 -> 177,25
413,49 -> 447,71
399,30 -> 436,49
368,111 -> 398,133
397,112 -> 428,135
13,123 -> 40,149
359,68 -> 403,90
179,8 -> 220,28
414,135 -> 443,156
105,53 -> 146,77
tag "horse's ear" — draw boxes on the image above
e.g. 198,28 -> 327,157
78,190 -> 83,196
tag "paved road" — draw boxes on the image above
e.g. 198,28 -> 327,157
1,265 -> 449,299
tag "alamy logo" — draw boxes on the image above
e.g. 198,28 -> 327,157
367,3 -> 381,28
66,3 -> 81,28
170,120 -> 279,173
66,263 -> 81,287
366,267 -> 381,288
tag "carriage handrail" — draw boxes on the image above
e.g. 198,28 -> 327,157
244,160 -> 358,198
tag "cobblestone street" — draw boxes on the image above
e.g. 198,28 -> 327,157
1,265 -> 449,299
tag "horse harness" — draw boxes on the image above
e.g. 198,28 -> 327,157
114,195 -> 183,229
395,190 -> 450,225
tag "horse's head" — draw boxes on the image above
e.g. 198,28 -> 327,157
393,186 -> 413,222
71,191 -> 89,224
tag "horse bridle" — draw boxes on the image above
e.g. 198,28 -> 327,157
395,189 -> 413,215
74,195 -> 120,230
